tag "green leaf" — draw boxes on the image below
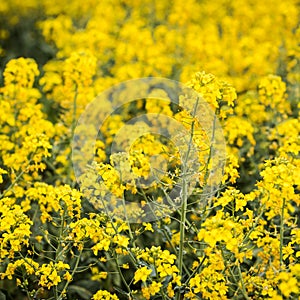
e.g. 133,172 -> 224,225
0,291 -> 6,300
68,285 -> 93,300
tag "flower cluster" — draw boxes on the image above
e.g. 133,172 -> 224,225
0,0 -> 299,299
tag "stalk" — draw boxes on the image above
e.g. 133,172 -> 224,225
279,198 -> 286,268
57,249 -> 83,300
176,98 -> 198,300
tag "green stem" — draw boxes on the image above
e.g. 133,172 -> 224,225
113,252 -> 132,296
121,196 -> 136,248
202,112 -> 218,220
67,86 -> 78,185
203,113 -> 217,185
56,211 -> 66,261
221,248 -> 249,300
153,257 -> 167,300
176,102 -> 198,300
279,198 -> 285,268
57,249 -> 83,300
54,211 -> 66,300
0,148 -> 39,198
185,255 -> 207,284
0,168 -> 25,199
22,270 -> 33,300
242,203 -> 265,244
237,263 -> 250,300
140,189 -> 191,276
71,85 -> 78,139
177,174 -> 187,275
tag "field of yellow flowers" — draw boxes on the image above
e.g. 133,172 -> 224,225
0,0 -> 299,299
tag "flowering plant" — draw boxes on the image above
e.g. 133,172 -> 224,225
0,0 -> 299,299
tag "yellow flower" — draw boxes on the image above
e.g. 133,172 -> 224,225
91,269 -> 108,281
149,281 -> 162,296
92,238 -> 111,255
278,272 -> 299,298
167,283 -> 174,297
157,263 -> 179,278
92,290 -> 119,300
113,235 -> 129,248
48,269 -> 61,286
3,57 -> 39,88
143,222 -> 154,232
133,267 -> 152,283
121,263 -> 129,269
63,271 -> 72,282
